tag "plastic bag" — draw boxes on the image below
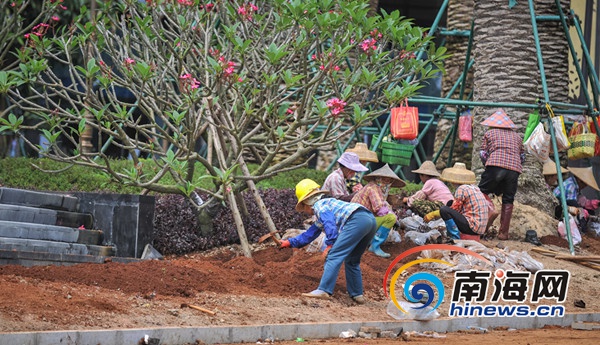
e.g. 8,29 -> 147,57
386,300 -> 440,321
391,100 -> 419,140
524,122 -> 550,163
458,110 -> 472,142
557,215 -> 582,245
405,229 -> 442,246
523,110 -> 541,143
551,115 -> 570,151
400,215 -> 425,232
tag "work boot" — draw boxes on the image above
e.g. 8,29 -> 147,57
444,219 -> 460,240
498,203 -> 514,240
483,194 -> 499,232
369,226 -> 391,258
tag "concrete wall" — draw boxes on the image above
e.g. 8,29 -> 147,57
73,193 -> 155,258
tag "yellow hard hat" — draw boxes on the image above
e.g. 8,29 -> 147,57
295,179 -> 321,202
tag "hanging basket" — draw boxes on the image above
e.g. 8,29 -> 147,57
371,135 -> 414,166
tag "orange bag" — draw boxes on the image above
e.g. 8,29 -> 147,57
390,100 -> 419,140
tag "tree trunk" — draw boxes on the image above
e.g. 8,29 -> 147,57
471,0 -> 568,214
435,0 -> 475,171
368,0 -> 379,16
209,122 -> 253,257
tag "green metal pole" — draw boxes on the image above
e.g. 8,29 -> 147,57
571,10 -> 600,108
531,0 -> 573,254
555,3 -> 595,111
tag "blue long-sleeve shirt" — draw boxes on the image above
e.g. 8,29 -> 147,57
288,198 -> 364,248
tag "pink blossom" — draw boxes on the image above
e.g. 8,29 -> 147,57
319,65 -> 325,71
124,58 -> 135,64
237,77 -> 243,83
286,108 -> 294,115
311,54 -> 317,60
326,98 -> 347,118
333,65 -> 340,71
10,2 -> 16,7
177,0 -> 194,6
238,2 -> 258,20
204,3 -> 215,11
180,73 -> 201,92
51,16 -> 60,21
360,38 -> 377,53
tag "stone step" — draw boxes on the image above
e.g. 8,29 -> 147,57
0,204 -> 94,229
0,237 -> 114,256
0,249 -> 139,267
0,187 -> 79,212
0,220 -> 103,245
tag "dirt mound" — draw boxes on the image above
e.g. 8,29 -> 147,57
489,198 -> 558,239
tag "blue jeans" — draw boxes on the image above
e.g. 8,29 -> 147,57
317,208 -> 377,297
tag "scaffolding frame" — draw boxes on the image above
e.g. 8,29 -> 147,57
335,0 -> 600,255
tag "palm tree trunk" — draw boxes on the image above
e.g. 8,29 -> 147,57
471,0 -> 568,214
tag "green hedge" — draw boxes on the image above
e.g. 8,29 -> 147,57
0,157 -> 420,194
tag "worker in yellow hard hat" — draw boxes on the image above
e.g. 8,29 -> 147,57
279,179 -> 377,304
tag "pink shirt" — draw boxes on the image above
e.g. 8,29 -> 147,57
406,178 -> 454,206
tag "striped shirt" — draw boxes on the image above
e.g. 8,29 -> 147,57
481,128 -> 524,173
288,198 -> 364,247
351,182 -> 388,214
322,168 -> 348,197
451,184 -> 489,234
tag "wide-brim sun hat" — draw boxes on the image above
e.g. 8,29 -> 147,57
345,143 -> 379,163
568,166 -> 600,192
363,164 -> 406,188
337,152 -> 368,172
542,161 -> 569,176
441,162 -> 476,185
412,160 -> 441,177
481,108 -> 517,129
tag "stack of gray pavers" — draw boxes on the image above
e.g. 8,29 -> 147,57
0,187 -> 121,266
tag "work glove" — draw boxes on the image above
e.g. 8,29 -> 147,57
591,200 -> 600,209
377,206 -> 391,217
423,210 -> 441,223
279,240 -> 291,249
322,245 -> 332,258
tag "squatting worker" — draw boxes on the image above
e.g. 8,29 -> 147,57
322,152 -> 368,201
478,108 -> 524,240
351,164 -> 405,258
279,179 -> 377,304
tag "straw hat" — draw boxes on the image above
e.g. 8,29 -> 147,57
542,161 -> 569,176
412,160 -> 441,177
337,152 -> 368,172
481,108 -> 517,129
441,162 -> 476,184
568,166 -> 600,192
363,164 -> 406,188
345,143 -> 379,163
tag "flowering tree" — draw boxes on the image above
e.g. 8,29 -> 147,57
2,0 -> 446,257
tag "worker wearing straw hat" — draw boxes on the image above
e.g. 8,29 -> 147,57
322,152 -> 368,201
279,179 -> 377,304
553,165 -> 600,220
478,108 -> 525,240
344,143 -> 379,194
351,164 -> 405,258
542,160 -> 569,188
404,161 -> 454,209
423,163 -> 489,241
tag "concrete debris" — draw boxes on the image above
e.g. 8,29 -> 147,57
338,329 -> 356,338
571,321 -> 600,330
